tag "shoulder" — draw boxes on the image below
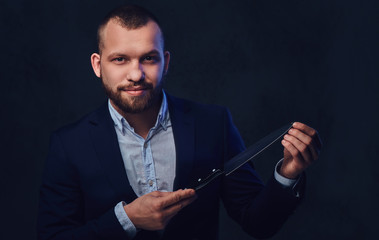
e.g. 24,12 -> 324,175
52,102 -> 109,140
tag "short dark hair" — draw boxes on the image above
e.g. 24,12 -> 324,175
97,4 -> 164,54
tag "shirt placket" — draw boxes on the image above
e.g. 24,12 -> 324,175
142,131 -> 158,193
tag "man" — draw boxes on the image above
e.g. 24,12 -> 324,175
37,4 -> 322,240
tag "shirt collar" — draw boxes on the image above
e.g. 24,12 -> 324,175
108,90 -> 169,135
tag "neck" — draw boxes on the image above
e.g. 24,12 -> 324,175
111,96 -> 162,139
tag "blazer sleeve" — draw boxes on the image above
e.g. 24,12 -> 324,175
37,133 -> 129,240
220,108 -> 305,239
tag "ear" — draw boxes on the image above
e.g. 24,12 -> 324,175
163,51 -> 170,75
91,53 -> 101,78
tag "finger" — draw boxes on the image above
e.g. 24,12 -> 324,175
287,128 -> 319,160
153,191 -> 171,197
292,122 -> 315,136
149,191 -> 166,197
157,195 -> 197,228
283,134 -> 312,163
158,189 -> 196,209
152,190 -> 189,198
292,122 -> 322,149
164,195 -> 197,218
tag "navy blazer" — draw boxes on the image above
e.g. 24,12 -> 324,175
37,94 -> 303,240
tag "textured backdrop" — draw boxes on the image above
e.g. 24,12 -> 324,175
1,0 -> 378,239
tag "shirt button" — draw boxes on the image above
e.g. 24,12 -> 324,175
149,180 -> 154,186
143,142 -> 148,148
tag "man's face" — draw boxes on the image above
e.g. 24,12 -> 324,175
91,20 -> 170,114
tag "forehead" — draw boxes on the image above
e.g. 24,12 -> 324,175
100,19 -> 164,55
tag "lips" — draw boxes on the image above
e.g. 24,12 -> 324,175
126,89 -> 145,96
118,82 -> 154,97
121,87 -> 148,96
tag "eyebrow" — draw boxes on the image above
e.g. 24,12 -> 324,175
142,49 -> 161,56
107,49 -> 161,60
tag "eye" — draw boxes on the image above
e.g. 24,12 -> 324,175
113,57 -> 125,63
142,55 -> 160,63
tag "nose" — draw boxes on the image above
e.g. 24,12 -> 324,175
126,61 -> 145,83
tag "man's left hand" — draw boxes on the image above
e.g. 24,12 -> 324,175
280,122 -> 322,179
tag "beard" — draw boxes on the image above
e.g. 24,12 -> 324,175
101,76 -> 164,114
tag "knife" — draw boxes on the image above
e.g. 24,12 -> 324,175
190,122 -> 294,191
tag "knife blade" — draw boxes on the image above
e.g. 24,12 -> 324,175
190,122 -> 293,191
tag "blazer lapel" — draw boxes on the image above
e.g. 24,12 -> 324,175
167,95 -> 196,190
88,103 -> 137,203
88,96 -> 196,198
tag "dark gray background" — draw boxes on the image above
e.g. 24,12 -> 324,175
1,0 -> 378,239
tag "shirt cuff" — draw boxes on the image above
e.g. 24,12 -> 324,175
274,159 -> 297,187
114,201 -> 137,238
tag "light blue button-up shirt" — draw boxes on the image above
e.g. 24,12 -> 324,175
109,91 -> 297,238
110,91 -> 176,238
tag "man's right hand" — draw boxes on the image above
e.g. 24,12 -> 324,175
123,189 -> 197,231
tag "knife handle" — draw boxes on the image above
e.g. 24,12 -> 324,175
189,169 -> 224,191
